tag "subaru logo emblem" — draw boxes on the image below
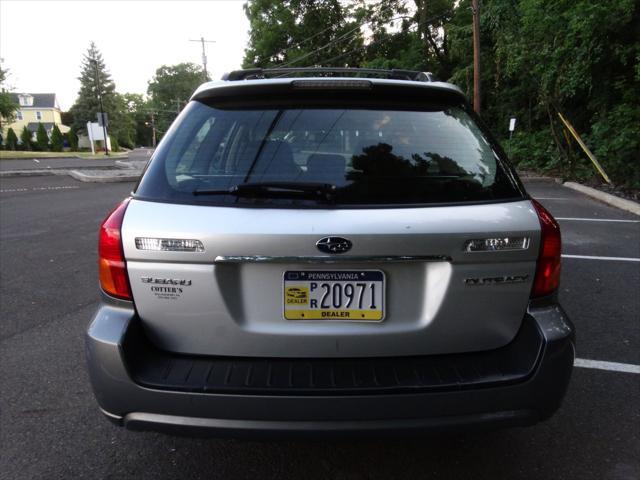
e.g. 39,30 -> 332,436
316,236 -> 352,254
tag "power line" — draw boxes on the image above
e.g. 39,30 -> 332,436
267,2 -> 390,63
267,24 -> 337,61
273,11 -> 451,70
276,10 -> 453,71
275,21 -> 365,69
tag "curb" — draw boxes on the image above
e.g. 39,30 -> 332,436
0,153 -> 128,161
0,167 -> 118,178
78,153 -> 129,160
115,160 -> 134,169
115,160 -> 148,170
563,182 -> 640,216
68,170 -> 142,183
0,169 -> 62,177
520,176 -> 562,183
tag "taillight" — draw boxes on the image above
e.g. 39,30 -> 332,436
98,198 -> 131,300
531,199 -> 561,298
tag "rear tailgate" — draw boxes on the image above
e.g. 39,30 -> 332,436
122,199 -> 540,357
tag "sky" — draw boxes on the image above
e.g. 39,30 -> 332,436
0,0 -> 250,110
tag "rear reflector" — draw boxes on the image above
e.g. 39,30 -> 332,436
531,200 -> 562,298
135,237 -> 204,252
464,236 -> 530,252
99,198 -> 131,300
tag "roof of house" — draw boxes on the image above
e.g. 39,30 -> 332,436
10,93 -> 58,109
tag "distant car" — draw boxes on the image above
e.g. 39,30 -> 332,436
86,67 -> 574,436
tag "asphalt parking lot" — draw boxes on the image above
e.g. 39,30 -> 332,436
0,175 -> 638,479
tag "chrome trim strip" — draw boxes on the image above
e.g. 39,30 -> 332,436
214,255 -> 450,264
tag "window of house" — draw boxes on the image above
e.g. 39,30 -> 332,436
19,95 -> 34,107
36,111 -> 42,120
16,111 -> 23,120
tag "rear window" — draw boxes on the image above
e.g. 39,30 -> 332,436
135,99 -> 524,207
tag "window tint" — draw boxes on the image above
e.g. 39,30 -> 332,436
136,100 -> 523,207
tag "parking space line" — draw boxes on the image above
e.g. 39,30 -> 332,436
575,358 -> 640,374
0,186 -> 80,193
562,254 -> 640,262
533,197 -> 568,200
556,217 -> 640,223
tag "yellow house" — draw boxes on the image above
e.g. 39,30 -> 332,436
3,93 -> 70,140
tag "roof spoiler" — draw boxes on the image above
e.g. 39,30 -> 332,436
221,68 -> 436,83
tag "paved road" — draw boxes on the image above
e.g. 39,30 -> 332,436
0,176 -> 638,479
0,148 -> 153,171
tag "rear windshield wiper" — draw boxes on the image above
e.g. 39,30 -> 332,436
193,181 -> 337,200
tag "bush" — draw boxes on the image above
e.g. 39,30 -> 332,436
66,128 -> 78,150
35,123 -> 49,151
110,136 -> 120,152
504,128 -> 561,172
50,125 -> 64,152
589,104 -> 640,188
5,128 -> 18,150
20,126 -> 32,150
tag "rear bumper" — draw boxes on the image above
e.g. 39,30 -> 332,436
85,301 -> 574,437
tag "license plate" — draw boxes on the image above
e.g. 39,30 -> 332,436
283,270 -> 385,321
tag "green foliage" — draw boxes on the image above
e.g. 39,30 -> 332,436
61,110 -> 74,127
66,128 -> 78,150
68,43 -> 136,149
69,42 -> 116,133
50,125 -> 64,152
110,135 -> 120,152
122,92 -> 153,146
505,128 -> 560,170
243,0 -> 365,69
5,128 -> 18,150
590,104 -> 640,187
0,65 -> 19,127
0,92 -> 19,127
147,63 -> 205,139
20,126 -> 32,150
109,92 -> 136,148
242,0 -> 639,187
35,123 -> 49,151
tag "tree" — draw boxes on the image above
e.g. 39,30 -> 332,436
20,126 -> 32,150
69,43 -> 140,149
35,123 -> 49,151
240,0 -> 640,187
61,110 -> 74,127
5,127 -> 18,150
121,92 -> 153,146
69,42 -> 116,132
0,65 -> 19,128
147,63 -> 205,138
50,125 -> 64,151
66,128 -> 78,150
243,0 -> 365,68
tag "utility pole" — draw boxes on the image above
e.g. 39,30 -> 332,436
189,36 -> 216,80
150,113 -> 156,148
472,0 -> 481,115
171,99 -> 182,115
91,59 -> 109,156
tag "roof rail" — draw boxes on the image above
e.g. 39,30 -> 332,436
221,67 -> 435,83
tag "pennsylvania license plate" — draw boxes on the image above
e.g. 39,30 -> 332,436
283,270 -> 385,321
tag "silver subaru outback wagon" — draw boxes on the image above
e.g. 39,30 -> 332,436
87,68 -> 574,436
